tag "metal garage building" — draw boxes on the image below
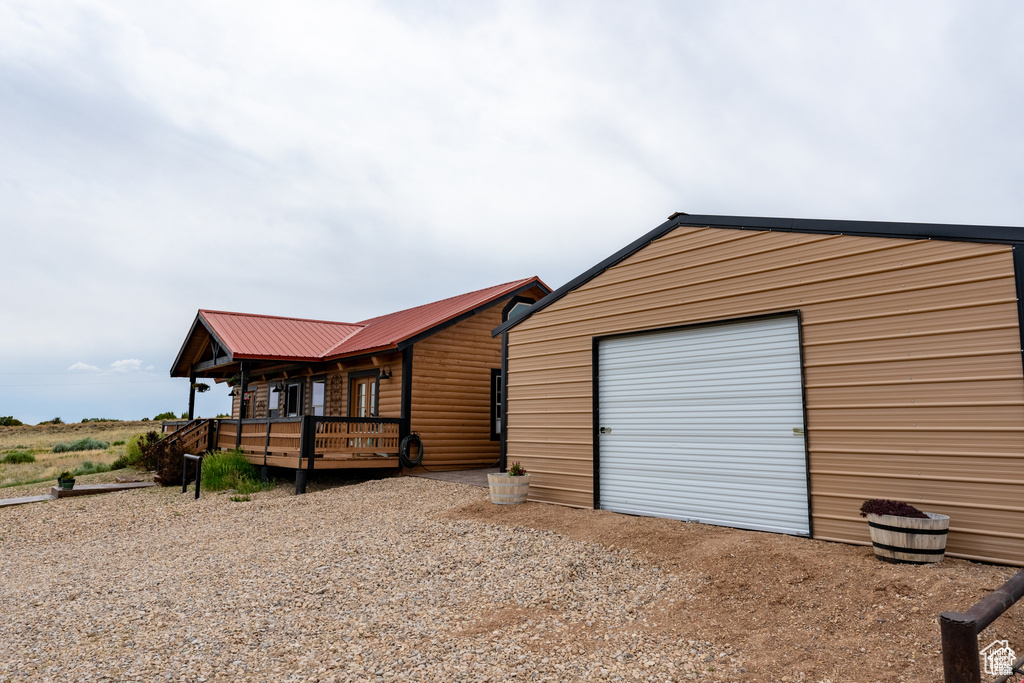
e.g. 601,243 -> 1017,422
494,214 -> 1024,566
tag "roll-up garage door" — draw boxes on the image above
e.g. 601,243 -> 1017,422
597,314 -> 810,535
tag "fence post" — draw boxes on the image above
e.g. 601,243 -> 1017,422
181,454 -> 204,500
941,611 -> 981,683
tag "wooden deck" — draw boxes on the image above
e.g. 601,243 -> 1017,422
218,417 -> 403,470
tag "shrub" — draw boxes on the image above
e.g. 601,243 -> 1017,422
0,416 -> 23,426
125,432 -> 160,467
73,461 -> 110,476
140,433 -> 187,485
81,418 -> 119,423
859,499 -> 928,519
2,451 -> 35,464
112,440 -> 125,446
153,412 -> 178,421
201,450 -> 265,494
52,438 -> 110,453
38,417 -> 63,425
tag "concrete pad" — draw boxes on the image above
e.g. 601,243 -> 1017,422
51,482 -> 156,498
0,493 -> 56,508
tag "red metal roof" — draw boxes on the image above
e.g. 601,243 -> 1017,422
323,278 -> 541,359
198,311 -> 362,361
195,277 -> 546,363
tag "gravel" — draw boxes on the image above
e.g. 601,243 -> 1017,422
0,477 -> 742,682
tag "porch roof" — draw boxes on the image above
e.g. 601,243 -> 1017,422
171,277 -> 548,377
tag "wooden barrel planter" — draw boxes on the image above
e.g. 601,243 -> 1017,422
867,512 -> 950,564
487,473 -> 531,505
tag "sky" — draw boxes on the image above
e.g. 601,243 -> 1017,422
2,1 -> 1024,425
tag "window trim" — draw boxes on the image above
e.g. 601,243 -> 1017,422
490,368 -> 502,440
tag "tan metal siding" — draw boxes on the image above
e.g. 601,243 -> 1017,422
506,226 -> 1024,565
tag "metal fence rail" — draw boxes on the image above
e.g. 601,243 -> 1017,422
941,569 -> 1024,682
181,453 -> 204,500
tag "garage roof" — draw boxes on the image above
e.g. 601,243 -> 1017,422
494,213 -> 1024,336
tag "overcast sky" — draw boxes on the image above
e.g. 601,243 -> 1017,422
2,1 -> 1023,425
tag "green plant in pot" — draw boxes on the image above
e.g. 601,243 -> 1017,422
487,461 -> 530,505
57,470 -> 75,490
860,498 -> 949,564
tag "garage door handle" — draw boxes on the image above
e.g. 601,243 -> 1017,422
600,427 -> 612,434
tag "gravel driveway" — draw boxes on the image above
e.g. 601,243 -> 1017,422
0,477 -> 739,682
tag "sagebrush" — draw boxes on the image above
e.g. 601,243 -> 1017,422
52,438 -> 110,453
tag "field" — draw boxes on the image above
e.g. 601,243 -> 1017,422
0,420 -> 162,489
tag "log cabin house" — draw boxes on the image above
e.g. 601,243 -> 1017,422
168,277 -> 549,490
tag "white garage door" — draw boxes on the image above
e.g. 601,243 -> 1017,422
597,315 -> 810,535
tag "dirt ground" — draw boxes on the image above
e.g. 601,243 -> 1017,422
449,498 -> 1024,682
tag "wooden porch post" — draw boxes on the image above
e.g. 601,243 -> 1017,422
399,347 -> 413,440
235,361 -> 247,451
188,372 -> 196,421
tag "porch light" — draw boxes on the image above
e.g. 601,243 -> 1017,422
378,365 -> 392,380
228,388 -> 238,397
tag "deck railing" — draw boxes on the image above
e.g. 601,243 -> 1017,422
203,415 -> 405,494
214,416 -> 403,458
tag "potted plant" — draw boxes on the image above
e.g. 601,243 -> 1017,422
860,498 -> 949,564
487,462 -> 531,505
57,470 -> 75,490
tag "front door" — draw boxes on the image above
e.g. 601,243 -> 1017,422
349,376 -> 377,417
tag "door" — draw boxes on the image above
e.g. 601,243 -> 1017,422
597,314 -> 810,535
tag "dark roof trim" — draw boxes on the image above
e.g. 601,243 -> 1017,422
495,212 -> 1024,335
170,312 -> 234,377
397,278 -> 551,350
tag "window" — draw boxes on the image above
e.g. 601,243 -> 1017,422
349,371 -> 379,418
284,382 -> 303,417
501,296 -> 536,322
490,368 -> 502,440
311,378 -> 326,416
267,383 -> 280,418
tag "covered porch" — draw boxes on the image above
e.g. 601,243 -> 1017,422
163,414 -> 407,493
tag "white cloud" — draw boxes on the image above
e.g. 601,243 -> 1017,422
68,362 -> 101,372
110,359 -> 144,373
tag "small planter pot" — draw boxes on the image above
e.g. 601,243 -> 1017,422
58,478 -> 75,490
867,512 -> 949,564
487,473 -> 530,505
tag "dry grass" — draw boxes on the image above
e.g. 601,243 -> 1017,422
0,420 -> 161,489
